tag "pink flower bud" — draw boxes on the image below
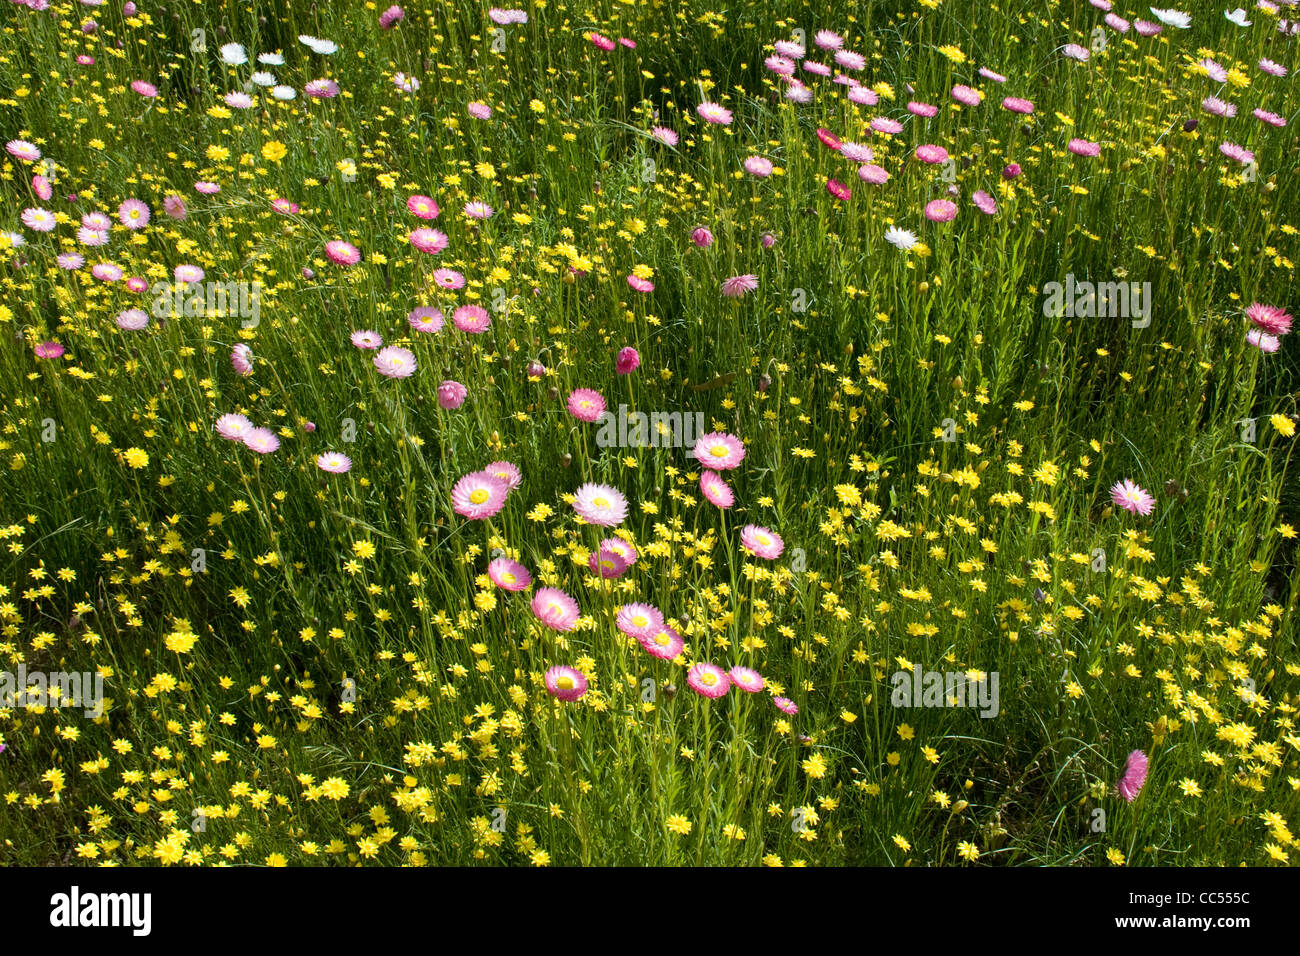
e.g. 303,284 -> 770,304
615,346 -> 640,374
438,380 -> 468,409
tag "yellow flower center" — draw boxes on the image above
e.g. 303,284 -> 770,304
757,534 -> 770,546
592,496 -> 609,508
501,572 -> 515,583
632,615 -> 648,628
556,676 -> 574,690
469,488 -> 490,504
710,444 -> 728,457
701,673 -> 717,686
654,632 -> 670,646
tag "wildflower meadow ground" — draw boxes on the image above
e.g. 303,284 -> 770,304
0,0 -> 1299,867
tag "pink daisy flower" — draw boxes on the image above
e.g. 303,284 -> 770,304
721,274 -> 758,298
627,274 -> 655,293
572,482 -> 628,527
1116,749 -> 1149,802
700,470 -> 735,509
1220,141 -> 1255,164
729,665 -> 765,693
433,268 -> 465,290
858,164 -> 890,185
163,194 -> 187,219
650,126 -> 678,146
924,199 -> 958,222
409,228 -> 449,255
379,5 -> 405,28
215,413 -> 254,441
639,625 -> 684,660
1247,329 -> 1281,353
773,696 -> 798,715
835,49 -> 865,71
979,67 -> 1008,83
115,308 -> 149,331
871,116 -> 904,135
765,55 -> 796,76
1104,12 -> 1130,32
463,201 -> 494,220
849,86 -> 879,106
774,39 -> 805,59
406,195 -> 439,219
816,128 -> 843,151
617,603 -> 665,640
452,304 -> 491,333
740,525 -> 785,560
544,665 -> 588,702
972,190 -> 998,215
696,101 -> 733,125
532,588 -> 581,632
20,207 -> 55,232
485,461 -> 522,491
1259,58 -> 1287,77
802,60 -> 831,77
325,240 -> 361,265
693,431 -> 745,470
1246,303 -> 1292,336
687,662 -> 731,699
908,101 -> 939,118
1067,138 -> 1102,157
1110,479 -> 1155,516
174,264 -> 204,284
1001,96 -> 1035,114
373,345 -> 416,378
1063,43 -> 1090,62
34,341 -> 64,359
32,175 -> 52,201
118,198 -> 150,229
827,178 -> 851,200
316,452 -> 352,473
601,538 -> 638,567
840,142 -> 873,162
567,388 -> 606,422
91,262 -> 122,281
304,79 -> 340,99
915,144 -> 948,164
1254,108 -> 1287,128
451,470 -> 510,520
588,546 -> 628,578
408,306 -> 444,333
813,30 -> 843,50
131,79 -> 157,98
244,428 -> 280,454
195,181 -> 221,195
488,556 -> 532,591
951,84 -> 982,106
351,329 -> 383,350
6,140 -> 40,162
1202,95 -> 1237,118
744,156 -> 774,177
271,198 -> 300,215
468,101 -> 492,119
